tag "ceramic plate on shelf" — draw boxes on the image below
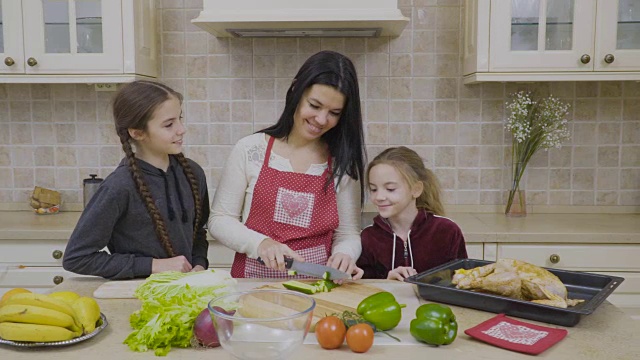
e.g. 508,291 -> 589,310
0,313 -> 108,348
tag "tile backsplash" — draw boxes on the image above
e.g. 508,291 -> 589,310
0,0 -> 638,208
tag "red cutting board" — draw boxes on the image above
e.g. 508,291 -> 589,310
253,281 -> 385,330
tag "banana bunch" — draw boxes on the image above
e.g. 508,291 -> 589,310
0,290 -> 102,343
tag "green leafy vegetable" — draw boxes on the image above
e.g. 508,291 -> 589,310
123,270 -> 237,356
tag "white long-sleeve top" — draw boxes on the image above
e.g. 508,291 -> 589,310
208,133 -> 362,261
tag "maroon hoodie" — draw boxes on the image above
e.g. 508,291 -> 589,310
357,210 -> 468,279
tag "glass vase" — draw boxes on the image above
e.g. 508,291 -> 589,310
505,189 -> 527,217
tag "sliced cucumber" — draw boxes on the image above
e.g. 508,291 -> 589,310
287,270 -> 298,276
282,280 -> 318,294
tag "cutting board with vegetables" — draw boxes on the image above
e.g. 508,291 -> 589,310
252,281 -> 386,329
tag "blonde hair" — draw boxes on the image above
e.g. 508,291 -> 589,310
367,146 -> 445,216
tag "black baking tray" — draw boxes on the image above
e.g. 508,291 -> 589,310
404,259 -> 624,327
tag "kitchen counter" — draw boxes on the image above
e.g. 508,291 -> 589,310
0,277 -> 638,359
2,210 -> 639,243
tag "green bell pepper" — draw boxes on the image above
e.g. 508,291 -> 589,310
356,292 -> 406,331
410,303 -> 458,346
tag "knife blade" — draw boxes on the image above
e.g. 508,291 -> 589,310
256,257 -> 351,280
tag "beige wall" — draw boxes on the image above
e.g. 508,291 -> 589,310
0,0 -> 638,208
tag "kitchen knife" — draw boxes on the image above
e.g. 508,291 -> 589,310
256,257 -> 352,280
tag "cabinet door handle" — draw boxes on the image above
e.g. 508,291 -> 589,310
580,54 -> 590,64
52,250 -> 63,259
604,54 -> 615,64
27,57 -> 38,67
4,57 -> 15,66
53,276 -> 64,285
549,254 -> 560,264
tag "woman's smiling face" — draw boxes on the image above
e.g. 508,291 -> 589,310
291,84 -> 345,142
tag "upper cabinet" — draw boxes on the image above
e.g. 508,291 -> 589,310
464,0 -> 640,83
0,0 -> 157,83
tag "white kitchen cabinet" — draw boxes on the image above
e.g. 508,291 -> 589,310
483,242 -> 640,320
0,239 -> 87,296
0,0 -> 157,83
0,238 -> 235,297
464,0 -> 640,83
207,240 -> 235,270
466,243 -> 483,260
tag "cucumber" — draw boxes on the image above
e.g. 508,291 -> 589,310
282,279 -> 340,295
282,280 -> 318,294
287,270 -> 298,276
317,279 -> 339,291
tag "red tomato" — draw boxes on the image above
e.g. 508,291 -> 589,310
315,316 -> 346,350
346,323 -> 374,353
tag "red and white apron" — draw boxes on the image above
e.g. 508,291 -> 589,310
231,136 -> 339,278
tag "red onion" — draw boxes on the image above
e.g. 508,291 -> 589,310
193,306 -> 235,348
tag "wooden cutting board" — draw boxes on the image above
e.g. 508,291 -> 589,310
252,281 -> 386,330
93,279 -> 145,299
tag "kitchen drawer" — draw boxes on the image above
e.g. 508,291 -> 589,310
466,243 -> 483,260
207,240 -> 235,268
0,240 -> 67,266
495,244 -> 640,272
0,266 -> 91,296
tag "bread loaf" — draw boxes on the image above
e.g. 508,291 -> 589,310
30,186 -> 61,209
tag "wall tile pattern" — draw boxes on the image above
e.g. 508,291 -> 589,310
0,0 -> 638,207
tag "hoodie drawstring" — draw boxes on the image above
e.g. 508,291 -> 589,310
391,233 -> 397,270
159,165 -> 188,223
170,165 -> 189,223
391,230 -> 415,270
407,229 -> 414,269
160,168 -> 176,221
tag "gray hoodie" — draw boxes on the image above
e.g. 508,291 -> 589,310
63,156 -> 210,279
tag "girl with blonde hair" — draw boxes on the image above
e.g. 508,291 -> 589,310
357,146 -> 467,280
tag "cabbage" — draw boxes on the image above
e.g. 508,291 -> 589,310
123,269 -> 237,356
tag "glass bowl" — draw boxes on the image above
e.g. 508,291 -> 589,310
208,289 -> 315,360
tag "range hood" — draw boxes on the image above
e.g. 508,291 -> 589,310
191,0 -> 409,38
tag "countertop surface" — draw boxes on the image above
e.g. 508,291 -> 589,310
0,277 -> 638,359
2,210 -> 639,243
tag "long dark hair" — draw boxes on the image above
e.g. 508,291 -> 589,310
260,50 -> 366,201
112,80 -> 202,257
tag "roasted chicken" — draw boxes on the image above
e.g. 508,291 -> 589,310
451,259 -> 584,308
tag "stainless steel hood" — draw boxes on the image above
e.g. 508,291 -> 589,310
191,0 -> 409,38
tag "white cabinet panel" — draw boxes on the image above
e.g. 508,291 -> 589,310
0,239 -> 67,266
0,266 -> 92,296
466,243 -> 483,260
0,0 -> 157,82
464,0 -> 640,82
0,0 -> 25,73
496,244 -> 640,271
207,241 -> 235,269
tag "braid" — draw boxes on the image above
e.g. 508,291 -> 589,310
120,138 -> 176,257
174,153 -> 202,243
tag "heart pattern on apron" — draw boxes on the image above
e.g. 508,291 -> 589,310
282,192 -> 309,218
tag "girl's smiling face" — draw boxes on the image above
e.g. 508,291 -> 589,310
368,163 -> 423,221
291,84 -> 345,142
130,96 -> 185,168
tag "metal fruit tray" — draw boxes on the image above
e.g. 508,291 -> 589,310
404,259 -> 624,327
0,313 -> 108,347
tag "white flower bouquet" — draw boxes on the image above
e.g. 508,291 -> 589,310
504,91 -> 571,215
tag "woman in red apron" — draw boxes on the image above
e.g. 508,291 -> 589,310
208,51 -> 367,279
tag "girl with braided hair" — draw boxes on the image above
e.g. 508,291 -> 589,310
63,80 -> 210,279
